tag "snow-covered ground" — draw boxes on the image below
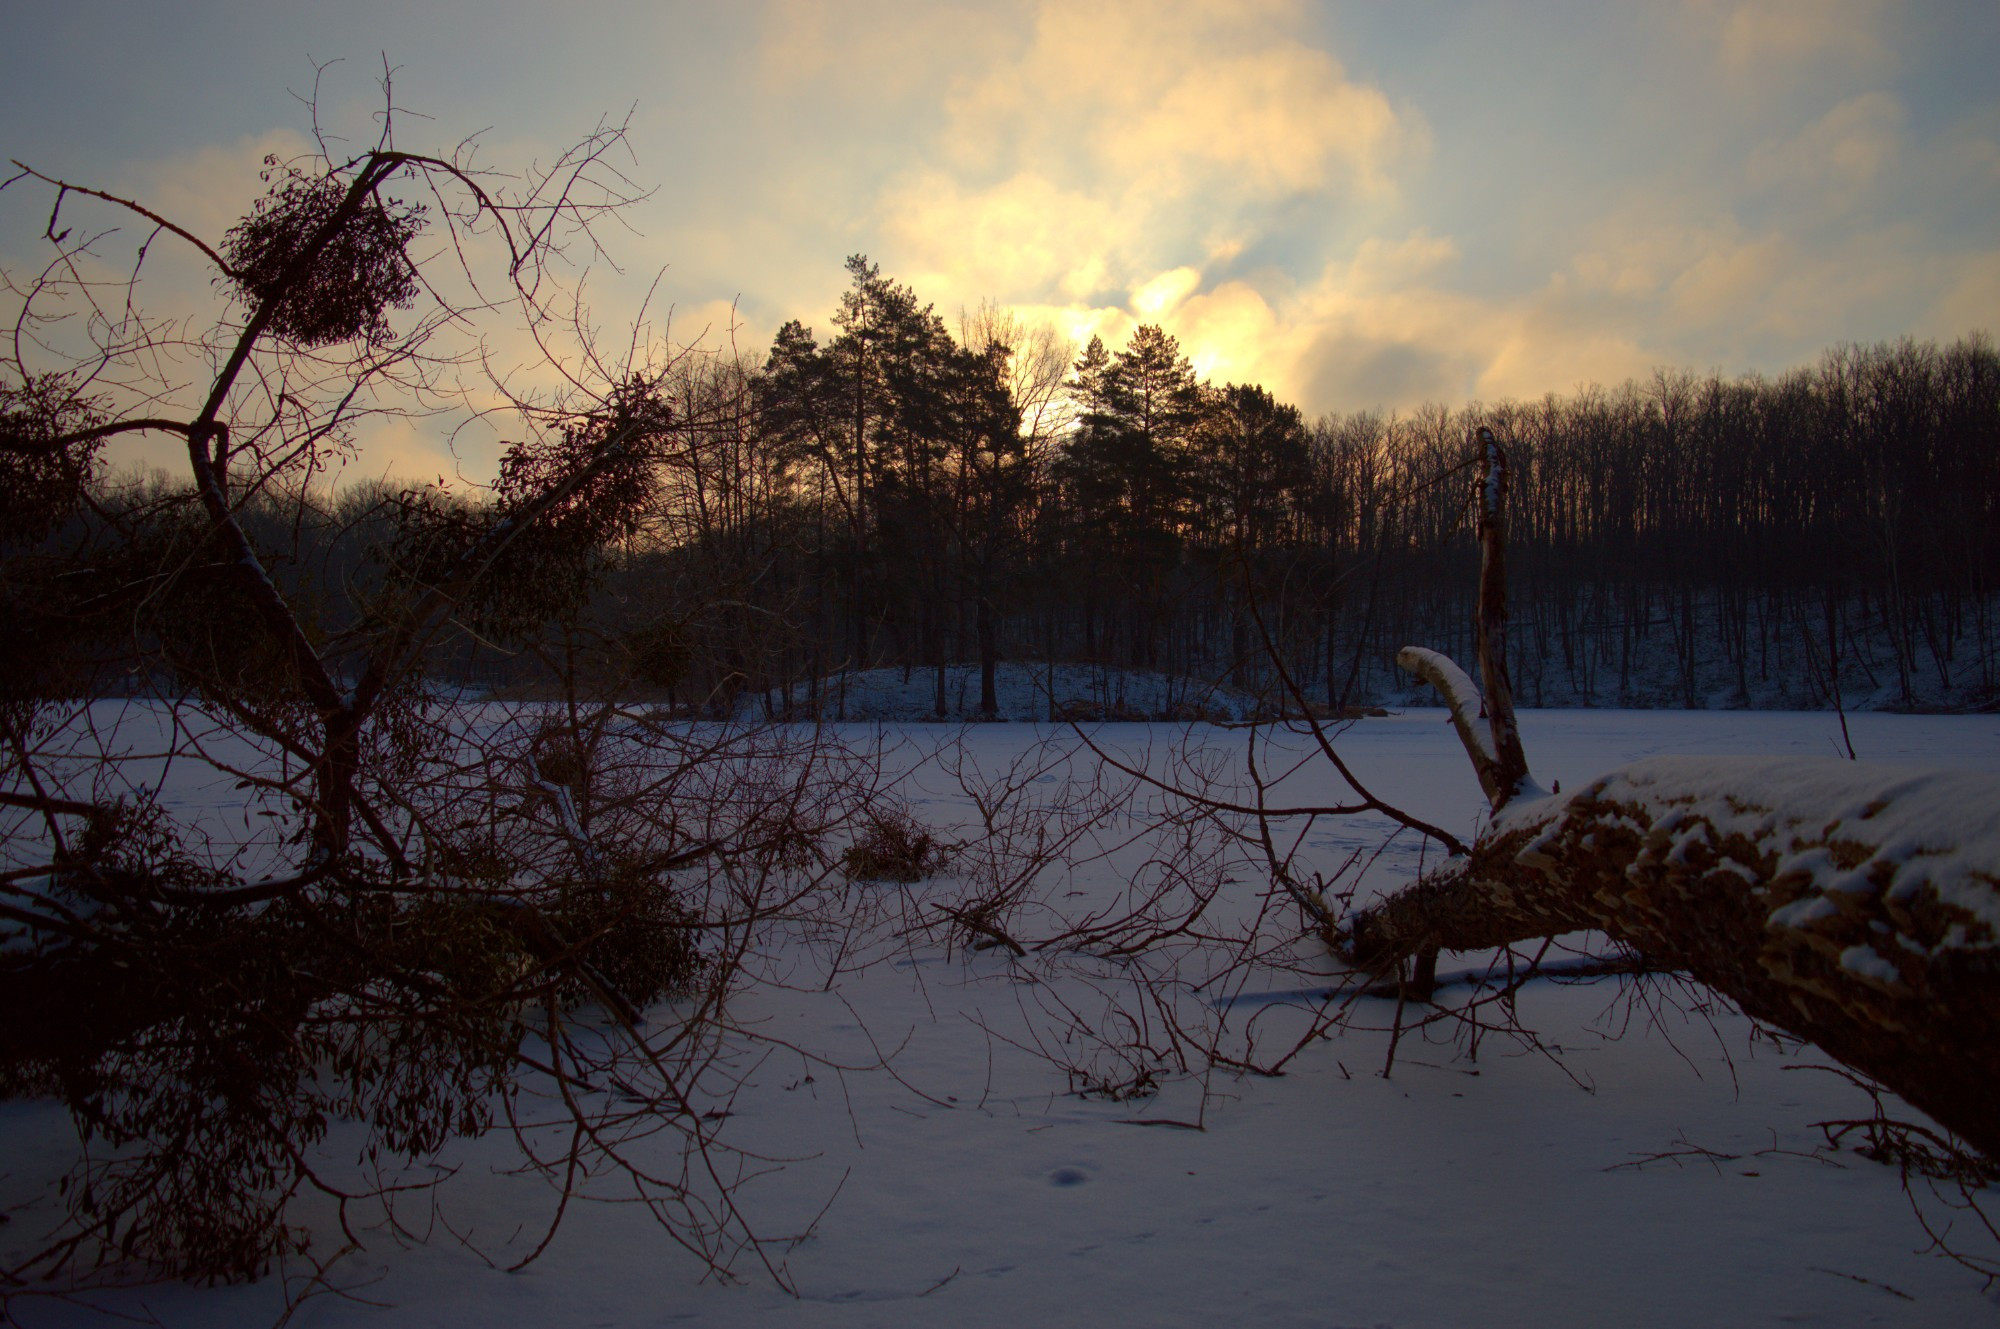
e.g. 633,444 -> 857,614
6,707 -> 2000,1327
736,662 -> 1271,722
737,655 -> 1999,724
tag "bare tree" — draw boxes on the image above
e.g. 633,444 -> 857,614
0,89 -> 894,1299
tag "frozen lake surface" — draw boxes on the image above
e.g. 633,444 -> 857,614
6,707 -> 1999,1327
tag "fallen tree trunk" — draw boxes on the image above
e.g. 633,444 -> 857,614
1344,424 -> 2000,1161
1343,748 -> 2000,1161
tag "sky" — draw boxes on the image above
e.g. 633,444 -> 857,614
2,0 -> 1996,481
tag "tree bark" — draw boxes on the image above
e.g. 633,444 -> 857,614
1342,755 -> 2000,1161
1471,427 -> 1532,807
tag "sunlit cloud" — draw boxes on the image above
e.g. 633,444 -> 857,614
880,170 -> 1126,302
861,0 -> 1419,303
3,0 -> 1994,472
938,0 -> 1409,197
804,0 -> 1979,421
807,0 -> 1456,414
1130,268 -> 1201,320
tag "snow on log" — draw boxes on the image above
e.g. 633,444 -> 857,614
1396,645 -> 1545,810
1341,756 -> 2000,1159
1396,647 -> 1494,766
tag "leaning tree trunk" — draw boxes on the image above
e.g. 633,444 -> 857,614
1348,424 -> 2000,1161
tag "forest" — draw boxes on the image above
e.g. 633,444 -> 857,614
62,254 -> 1993,720
710,276 -> 2000,717
738,279 -> 2000,716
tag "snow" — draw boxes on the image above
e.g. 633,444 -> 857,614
735,663 -> 1269,723
6,707 -> 2000,1326
1839,944 -> 1905,987
1501,756 -> 2000,953
1395,646 -> 1496,767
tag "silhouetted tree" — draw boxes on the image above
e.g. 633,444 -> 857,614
0,108 -> 885,1290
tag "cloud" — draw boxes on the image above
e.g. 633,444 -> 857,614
5,0 -> 1992,491
1130,267 -> 1201,319
840,1 -> 1972,419
1299,338 -> 1460,414
880,170 -> 1126,303
1921,249 -> 2000,342
864,0 -> 1418,314
754,0 -> 1014,107
127,130 -> 316,245
1748,92 -> 1906,207
941,0 -> 1408,193
1108,237 -> 1485,411
817,0 -> 1463,413
1667,234 -> 1791,325
1711,0 -> 1893,81
327,415 -> 474,490
745,0 -> 1972,420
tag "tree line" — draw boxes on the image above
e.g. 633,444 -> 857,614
54,258 -> 2000,716
617,261 -> 2000,715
